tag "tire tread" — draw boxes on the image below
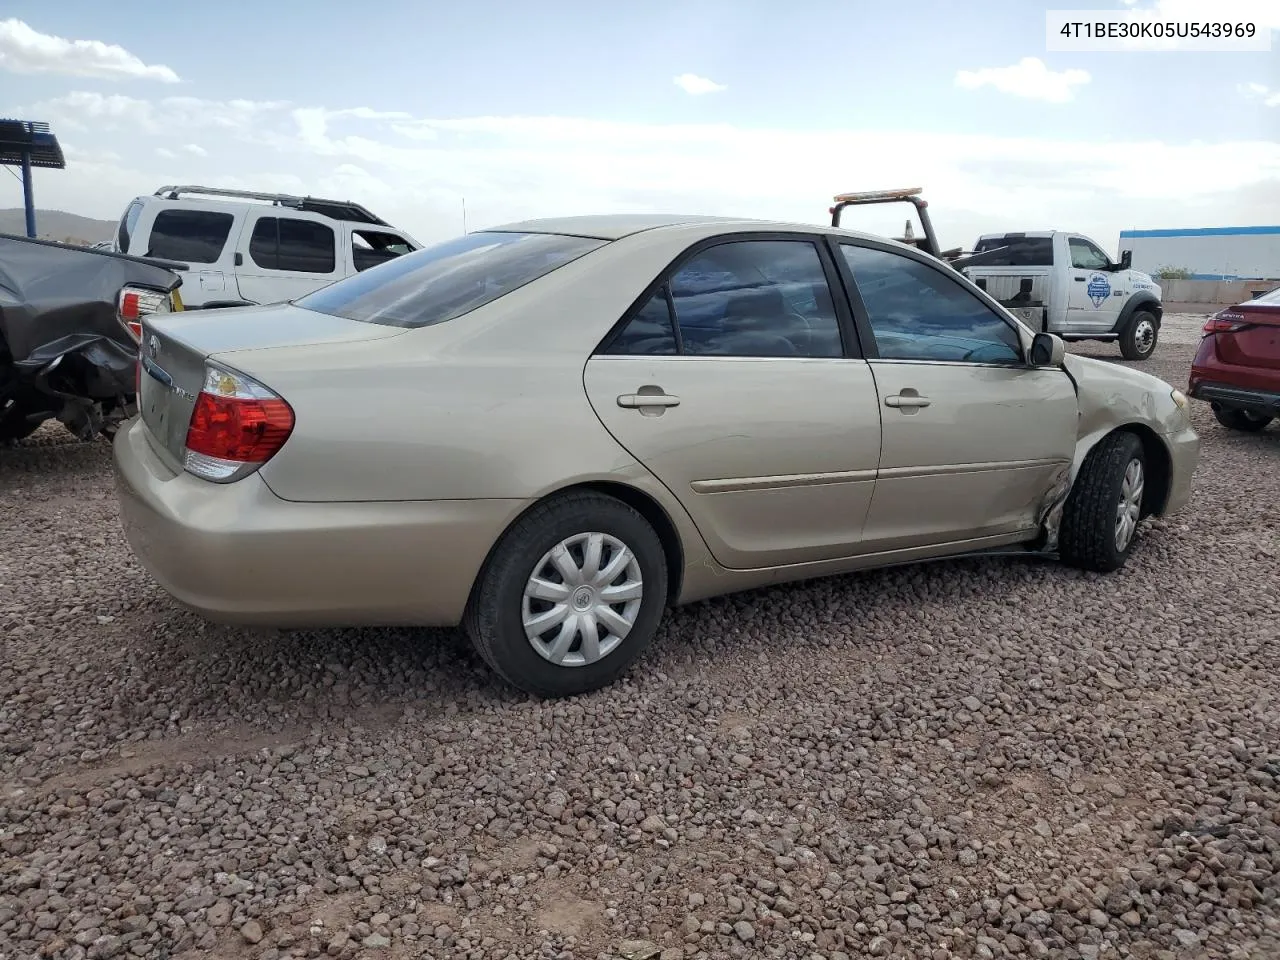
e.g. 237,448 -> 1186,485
1058,431 -> 1144,573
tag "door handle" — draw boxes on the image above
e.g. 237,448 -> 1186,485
1074,276 -> 1086,282
618,393 -> 680,409
884,394 -> 931,409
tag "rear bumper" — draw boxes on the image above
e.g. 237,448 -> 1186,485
1187,379 -> 1280,417
112,417 -> 524,627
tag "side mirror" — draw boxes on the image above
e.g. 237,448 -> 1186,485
1030,332 -> 1066,367
1116,250 -> 1132,270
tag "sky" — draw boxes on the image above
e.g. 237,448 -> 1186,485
1,0 -> 1278,252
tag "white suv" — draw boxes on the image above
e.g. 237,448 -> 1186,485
112,185 -> 422,309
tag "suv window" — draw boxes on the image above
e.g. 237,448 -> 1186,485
249,217 -> 336,273
296,230 -> 605,328
604,240 -> 843,358
144,209 -> 234,264
1069,237 -> 1111,270
970,235 -> 1054,267
117,200 -> 143,253
352,229 -> 413,272
840,243 -> 1023,365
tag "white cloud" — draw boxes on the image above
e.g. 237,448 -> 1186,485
0,18 -> 179,83
182,143 -> 208,156
674,73 -> 727,95
16,93 -> 1280,256
155,147 -> 176,160
955,57 -> 1090,103
1239,82 -> 1280,107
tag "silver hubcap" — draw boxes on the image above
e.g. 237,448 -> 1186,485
1135,319 -> 1155,354
1115,458 -> 1144,551
522,532 -> 643,667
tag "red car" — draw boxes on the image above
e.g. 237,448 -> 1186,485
1188,286 -> 1280,432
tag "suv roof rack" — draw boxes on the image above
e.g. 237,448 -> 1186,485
152,185 -> 391,226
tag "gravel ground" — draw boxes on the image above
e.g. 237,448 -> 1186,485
2,317 -> 1277,960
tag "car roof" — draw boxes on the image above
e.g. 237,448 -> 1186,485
133,193 -> 401,229
483,213 -> 889,244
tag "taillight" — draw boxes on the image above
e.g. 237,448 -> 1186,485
1203,311 -> 1252,334
182,365 -> 294,482
117,285 -> 172,343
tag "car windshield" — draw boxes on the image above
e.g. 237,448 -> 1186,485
295,230 -> 607,328
971,235 -> 1054,267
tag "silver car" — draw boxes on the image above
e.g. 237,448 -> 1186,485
113,215 -> 1200,697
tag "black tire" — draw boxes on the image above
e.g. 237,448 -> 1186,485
0,416 -> 41,443
465,491 -> 668,698
1213,405 -> 1273,433
1118,309 -> 1159,361
1058,431 -> 1146,573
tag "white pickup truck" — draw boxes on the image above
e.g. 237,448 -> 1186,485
956,232 -> 1164,361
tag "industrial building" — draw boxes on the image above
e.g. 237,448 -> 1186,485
1117,226 -> 1280,281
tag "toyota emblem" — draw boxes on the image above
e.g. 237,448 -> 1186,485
148,334 -> 160,357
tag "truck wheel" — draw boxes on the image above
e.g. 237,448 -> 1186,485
1118,310 -> 1158,361
1213,406 -> 1273,432
1058,431 -> 1146,573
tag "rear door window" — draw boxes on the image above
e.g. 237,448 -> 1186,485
296,230 -> 605,328
970,236 -> 1054,267
145,209 -> 234,264
248,217 -> 337,273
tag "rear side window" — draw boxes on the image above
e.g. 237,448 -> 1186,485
117,200 -> 143,253
296,231 -> 606,328
970,235 -> 1054,267
602,239 -> 844,358
249,217 -> 336,273
145,209 -> 234,264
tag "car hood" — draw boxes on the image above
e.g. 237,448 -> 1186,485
1063,353 -> 1185,436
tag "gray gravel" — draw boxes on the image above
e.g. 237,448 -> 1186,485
2,331 -> 1278,960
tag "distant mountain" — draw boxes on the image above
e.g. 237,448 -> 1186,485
0,209 -> 117,245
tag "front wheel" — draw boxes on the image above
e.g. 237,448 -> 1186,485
1118,310 -> 1159,361
1058,432 -> 1147,573
1213,405 -> 1274,433
465,492 -> 668,698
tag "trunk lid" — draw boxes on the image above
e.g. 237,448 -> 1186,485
1216,303 -> 1280,371
138,303 -> 407,468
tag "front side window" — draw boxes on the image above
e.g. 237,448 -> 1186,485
144,209 -> 234,264
352,230 -> 414,272
1069,238 -> 1111,270
296,230 -> 606,328
603,239 -> 844,358
840,243 -> 1023,365
249,217 -> 336,273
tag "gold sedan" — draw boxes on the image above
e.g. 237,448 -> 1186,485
113,215 -> 1199,697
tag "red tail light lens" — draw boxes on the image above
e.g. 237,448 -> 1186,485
183,366 -> 294,482
1203,311 -> 1252,334
117,285 -> 171,343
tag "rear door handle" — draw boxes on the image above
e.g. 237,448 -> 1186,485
885,394 -> 931,409
618,393 -> 680,409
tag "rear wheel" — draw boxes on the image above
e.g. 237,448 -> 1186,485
466,491 -> 668,698
1213,405 -> 1273,433
1058,432 -> 1146,573
1118,310 -> 1159,361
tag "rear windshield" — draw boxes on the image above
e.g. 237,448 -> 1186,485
1254,285 -> 1280,304
296,231 -> 606,328
971,235 -> 1054,267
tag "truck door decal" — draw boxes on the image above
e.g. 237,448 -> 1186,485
1086,273 -> 1111,308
